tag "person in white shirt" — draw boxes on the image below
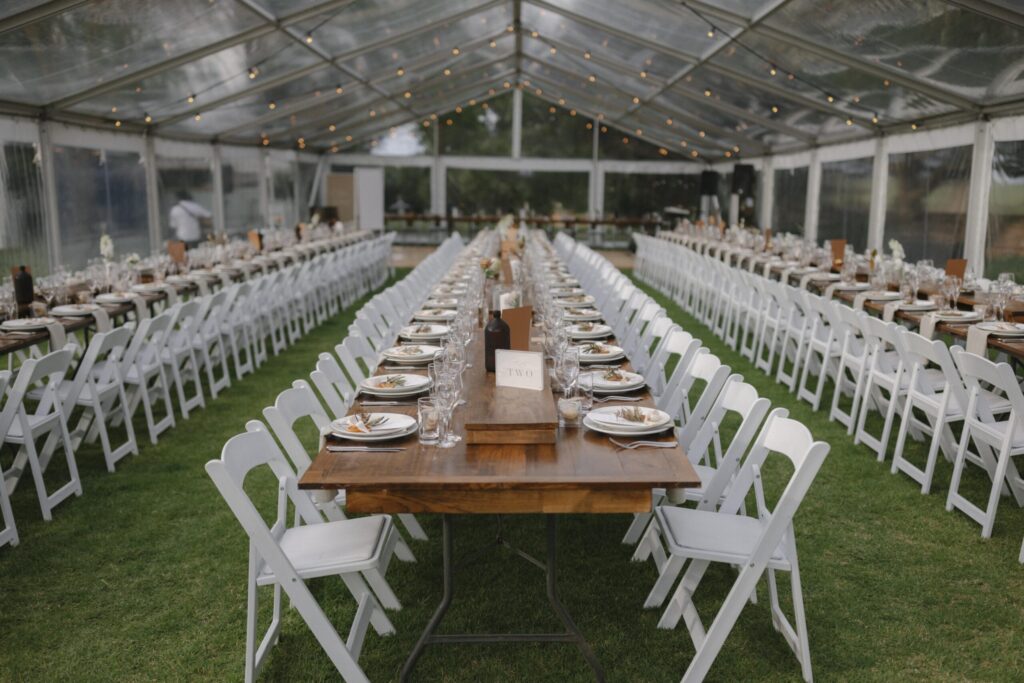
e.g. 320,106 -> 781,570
169,191 -> 211,248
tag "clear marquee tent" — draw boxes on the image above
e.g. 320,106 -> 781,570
1,0 -> 1024,277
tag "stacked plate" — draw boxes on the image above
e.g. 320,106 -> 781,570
585,369 -> 645,394
976,321 -> 1024,336
414,308 -> 457,322
584,406 -> 673,437
563,308 -> 602,322
569,323 -> 612,340
836,282 -> 870,290
329,413 -> 418,442
1,317 -> 57,332
934,310 -> 981,322
131,283 -> 167,295
576,343 -> 625,364
359,373 -> 431,397
400,323 -> 449,341
423,298 -> 459,309
381,344 -> 442,364
553,287 -> 584,296
95,292 -> 136,304
50,303 -> 100,317
863,291 -> 901,301
433,285 -> 466,297
555,294 -> 596,307
899,301 -> 936,312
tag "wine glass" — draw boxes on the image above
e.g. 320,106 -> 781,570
434,377 -> 460,447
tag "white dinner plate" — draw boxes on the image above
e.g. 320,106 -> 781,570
413,309 -> 457,322
585,370 -> 645,394
329,413 -> 418,441
400,324 -> 449,341
809,273 -> 842,281
1,317 -> 57,331
900,302 -> 936,312
552,287 -> 584,296
583,408 -> 673,437
976,322 -> 1024,336
863,291 -> 901,300
50,304 -> 100,317
576,343 -> 625,363
563,308 -> 603,322
423,298 -> 459,309
381,344 -> 442,363
835,283 -> 871,290
569,323 -> 612,340
95,292 -> 136,304
359,373 -> 431,396
934,310 -> 981,322
555,295 -> 596,307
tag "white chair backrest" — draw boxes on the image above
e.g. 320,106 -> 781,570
951,346 -> 1024,426
263,380 -> 331,476
897,328 -> 967,409
60,326 -> 132,411
0,348 -> 73,435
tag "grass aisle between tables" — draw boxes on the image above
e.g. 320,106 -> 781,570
1,267 -> 1022,681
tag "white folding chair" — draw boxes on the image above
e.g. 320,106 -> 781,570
0,370 -> 18,547
261,381 -> 422,560
828,303 -> 869,433
193,289 -> 233,399
853,316 -> 907,462
946,348 -> 1024,538
161,300 -> 206,419
0,349 -> 81,521
206,427 -> 398,683
652,412 -> 829,683
45,327 -> 138,473
119,312 -> 178,444
796,293 -> 840,411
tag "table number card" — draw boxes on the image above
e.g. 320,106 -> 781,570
495,349 -> 544,391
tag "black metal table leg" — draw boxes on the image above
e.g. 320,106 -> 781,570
399,514 -> 606,682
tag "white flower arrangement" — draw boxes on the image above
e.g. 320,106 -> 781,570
124,252 -> 141,267
888,239 -> 905,262
99,233 -> 115,261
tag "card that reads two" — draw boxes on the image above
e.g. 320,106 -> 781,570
494,349 -> 544,391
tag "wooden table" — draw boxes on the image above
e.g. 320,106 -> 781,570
300,309 -> 699,681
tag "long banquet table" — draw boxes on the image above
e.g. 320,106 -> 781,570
0,231 -> 373,357
657,231 -> 1024,363
299,276 -> 700,681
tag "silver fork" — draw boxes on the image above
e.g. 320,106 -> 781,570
593,395 -> 643,403
609,438 -> 678,450
359,400 -> 417,406
326,446 -> 406,452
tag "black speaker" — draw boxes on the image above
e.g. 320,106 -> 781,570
699,170 -> 719,195
732,164 -> 755,196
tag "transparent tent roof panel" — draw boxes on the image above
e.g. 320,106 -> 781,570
338,5 -> 512,80
521,39 -> 661,101
519,3 -> 693,83
765,0 -> 1024,102
710,34 -> 958,122
291,0 -> 498,60
0,0 -> 264,105
71,32 -> 320,121
539,0 -> 742,60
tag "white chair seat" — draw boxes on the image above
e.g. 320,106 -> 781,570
4,412 -> 61,441
257,515 -> 389,586
657,506 -> 792,570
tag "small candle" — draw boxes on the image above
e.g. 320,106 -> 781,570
558,397 -> 581,420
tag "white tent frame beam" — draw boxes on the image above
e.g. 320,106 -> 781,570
0,0 -> 88,35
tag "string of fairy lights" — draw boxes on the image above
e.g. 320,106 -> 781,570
103,7 -> 926,155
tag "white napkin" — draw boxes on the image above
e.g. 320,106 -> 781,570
780,267 -> 798,285
44,320 -> 67,350
966,325 -> 991,356
800,272 -> 831,289
193,278 -> 210,296
882,301 -> 902,322
314,425 -> 342,504
919,314 -> 938,339
129,295 -> 150,321
762,261 -> 775,278
91,306 -> 112,332
853,293 -> 870,311
159,285 -> 179,306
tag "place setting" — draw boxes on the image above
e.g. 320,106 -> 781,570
357,372 -> 432,405
575,341 -> 626,364
413,307 -> 458,322
380,343 -> 443,366
323,412 -> 418,451
400,322 -> 449,341
568,321 -> 613,340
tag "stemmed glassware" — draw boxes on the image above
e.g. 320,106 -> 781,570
941,276 -> 962,313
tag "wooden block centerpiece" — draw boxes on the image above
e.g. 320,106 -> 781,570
464,349 -> 557,445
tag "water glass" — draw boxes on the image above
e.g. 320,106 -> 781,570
557,387 -> 583,428
417,397 -> 440,445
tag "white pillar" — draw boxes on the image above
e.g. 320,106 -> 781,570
591,162 -> 605,219
511,87 -> 523,160
143,135 -> 161,251
964,119 -> 994,275
211,145 -> 225,235
867,136 -> 889,252
803,148 -> 821,243
759,156 -> 774,230
292,151 -> 303,224
37,121 -> 61,271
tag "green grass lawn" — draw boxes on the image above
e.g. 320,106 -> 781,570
1,269 -> 1023,682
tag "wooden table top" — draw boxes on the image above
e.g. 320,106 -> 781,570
299,314 -> 700,515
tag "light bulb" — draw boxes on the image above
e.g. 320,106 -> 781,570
144,113 -> 152,124
305,33 -> 313,44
